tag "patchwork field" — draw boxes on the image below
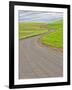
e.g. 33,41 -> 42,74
19,22 -> 48,39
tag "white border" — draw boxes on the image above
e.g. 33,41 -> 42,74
14,6 -> 67,85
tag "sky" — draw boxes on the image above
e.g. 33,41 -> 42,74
18,10 -> 63,23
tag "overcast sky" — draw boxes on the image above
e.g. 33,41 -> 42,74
18,10 -> 63,23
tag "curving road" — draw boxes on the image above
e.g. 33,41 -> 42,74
19,35 -> 63,79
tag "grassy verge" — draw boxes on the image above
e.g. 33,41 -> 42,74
40,20 -> 63,48
19,22 -> 48,39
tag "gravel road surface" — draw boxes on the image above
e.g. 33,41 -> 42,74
19,35 -> 63,79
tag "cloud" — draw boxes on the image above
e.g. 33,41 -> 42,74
19,10 -> 63,23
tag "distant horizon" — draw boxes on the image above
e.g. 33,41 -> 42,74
19,10 -> 63,23
19,19 -> 63,24
19,17 -> 63,23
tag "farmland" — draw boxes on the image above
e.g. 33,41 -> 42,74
19,22 -> 48,39
19,20 -> 63,48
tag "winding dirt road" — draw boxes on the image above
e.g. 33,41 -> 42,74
19,35 -> 63,79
